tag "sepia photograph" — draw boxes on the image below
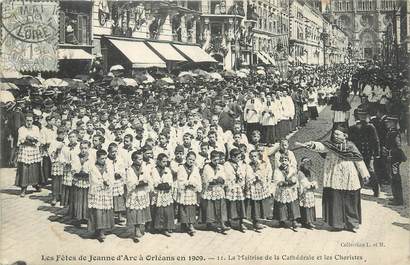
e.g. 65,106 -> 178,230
0,0 -> 409,265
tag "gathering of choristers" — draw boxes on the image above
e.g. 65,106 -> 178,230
2,63 -> 408,242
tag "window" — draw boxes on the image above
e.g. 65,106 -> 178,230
59,2 -> 91,45
187,1 -> 200,12
59,11 -> 90,45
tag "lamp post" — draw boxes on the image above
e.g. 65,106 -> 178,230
320,29 -> 329,69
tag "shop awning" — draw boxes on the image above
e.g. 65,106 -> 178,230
172,44 -> 217,63
260,51 -> 276,66
256,52 -> 270,65
108,39 -> 166,68
58,49 -> 93,60
147,42 -> 187,62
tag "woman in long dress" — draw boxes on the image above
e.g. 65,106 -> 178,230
301,127 -> 370,232
15,113 -> 45,197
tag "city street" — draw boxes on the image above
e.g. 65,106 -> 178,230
1,96 -> 408,265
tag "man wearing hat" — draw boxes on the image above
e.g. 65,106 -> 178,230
382,116 -> 401,185
349,108 -> 380,197
5,99 -> 25,166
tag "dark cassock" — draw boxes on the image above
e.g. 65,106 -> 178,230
303,128 -> 370,232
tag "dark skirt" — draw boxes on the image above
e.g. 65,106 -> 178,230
153,204 -> 175,230
88,208 -> 115,232
322,188 -> 361,230
245,197 -> 273,220
113,195 -> 126,212
69,186 -> 88,221
300,111 -> 309,125
391,174 -> 403,204
274,200 -> 301,221
42,156 -> 51,184
262,125 -> 276,144
178,204 -> 197,224
275,121 -> 284,139
300,206 -> 316,224
291,116 -> 298,131
284,119 -> 291,135
127,207 -> 152,226
227,200 -> 246,220
51,175 -> 63,198
15,162 -> 43,187
60,185 -> 71,206
276,120 -> 289,139
308,106 -> 319,119
201,199 -> 228,223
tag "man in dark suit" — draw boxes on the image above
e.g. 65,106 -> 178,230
349,109 -> 380,197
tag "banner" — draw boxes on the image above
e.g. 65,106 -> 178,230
1,0 -> 59,72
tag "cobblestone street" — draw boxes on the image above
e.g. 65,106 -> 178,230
1,98 -> 409,265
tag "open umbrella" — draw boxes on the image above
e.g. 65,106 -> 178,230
177,74 -> 195,83
122,78 -> 139,87
161,77 -> 174,84
0,90 -> 16,103
44,78 -> 69,87
238,68 -> 250,74
0,69 -> 22,79
236,71 -> 247,78
14,75 -> 43,87
110,77 -> 127,87
193,69 -> 210,78
0,82 -> 19,91
143,73 -> 155,84
74,74 -> 89,81
209,72 -> 223,81
222,70 -> 236,78
178,71 -> 196,77
134,72 -> 148,83
110,65 -> 124,71
256,69 -> 266,76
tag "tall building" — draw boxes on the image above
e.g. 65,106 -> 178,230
289,0 -> 348,66
316,0 -> 403,61
200,0 -> 289,74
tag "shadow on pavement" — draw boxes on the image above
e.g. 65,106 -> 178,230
0,188 -> 23,196
392,222 -> 410,231
64,225 -> 96,240
29,194 -> 51,203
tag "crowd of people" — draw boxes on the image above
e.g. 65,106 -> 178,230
0,63 -> 407,243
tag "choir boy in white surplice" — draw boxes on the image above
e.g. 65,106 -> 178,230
244,91 -> 263,140
224,148 -> 247,232
88,150 -> 115,242
150,153 -> 175,237
245,150 -> 274,230
69,140 -> 91,226
201,150 -> 230,233
125,151 -> 152,242
261,94 -> 278,144
175,151 -> 202,236
107,143 -> 127,225
273,139 -> 300,232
